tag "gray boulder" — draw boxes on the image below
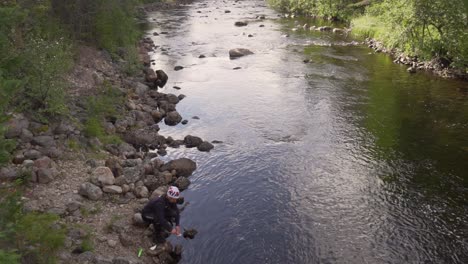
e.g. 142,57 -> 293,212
174,177 -> 191,191
132,213 -> 147,227
79,182 -> 103,200
166,94 -> 180,104
37,168 -> 58,184
90,166 -> 115,187
32,136 -> 56,147
151,186 -> 168,199
229,48 -> 254,59
134,186 -> 149,198
24,149 -> 42,160
197,141 -> 214,152
164,111 -> 182,126
184,135 -> 203,148
103,185 -> 123,194
160,158 -> 197,177
0,167 -> 19,181
155,69 -> 168,88
123,166 -> 142,184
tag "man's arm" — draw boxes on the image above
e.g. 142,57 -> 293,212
155,204 -> 172,231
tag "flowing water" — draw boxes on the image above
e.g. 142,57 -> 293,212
146,1 -> 468,263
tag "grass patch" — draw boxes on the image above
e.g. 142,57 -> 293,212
351,15 -> 388,39
0,189 -> 66,264
103,214 -> 123,234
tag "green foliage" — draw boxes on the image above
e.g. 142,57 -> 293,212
84,82 -> 124,145
0,189 -> 65,263
352,0 -> 468,68
268,0 -> 359,19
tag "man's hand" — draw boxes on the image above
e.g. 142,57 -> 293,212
171,226 -> 181,236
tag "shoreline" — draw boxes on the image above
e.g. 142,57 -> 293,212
1,2 -> 210,263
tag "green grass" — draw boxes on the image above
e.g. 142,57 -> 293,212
351,15 -> 388,39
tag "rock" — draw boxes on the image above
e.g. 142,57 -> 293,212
37,168 -> 58,184
178,94 -> 186,100
183,228 -> 198,239
122,159 -> 142,168
135,82 -> 149,96
229,48 -> 254,59
160,158 -> 197,177
103,185 -> 123,194
13,154 -> 25,165
122,184 -> 130,193
112,257 -> 131,264
134,186 -> 149,198
123,166 -> 143,184
181,120 -> 188,125
174,177 -> 190,191
153,32 -> 159,36
118,233 -> 133,247
124,129 -> 165,148
212,140 -> 223,144
20,129 -> 34,143
198,54 -> 206,58
155,69 -> 168,88
96,257 -> 113,264
145,68 -> 158,82
192,116 -> 200,120
174,66 -> 184,71
225,10 -> 231,13
151,110 -> 164,123
318,26 -> 332,31
34,156 -> 53,169
160,171 -> 173,184
105,158 -> 123,177
47,207 -> 66,217
173,86 -> 181,90
184,135 -> 203,148
197,141 -> 214,152
4,114 -> 29,139
164,111 -> 182,126
166,94 -> 180,104
143,175 -> 164,191
66,201 -> 83,212
150,186 -> 168,199
77,252 -> 96,263
107,240 -> 118,248
79,182 -> 103,201
24,149 -> 42,160
234,21 -> 248,27
259,24 -> 265,27
0,167 -> 19,181
407,67 -> 417,73
332,28 -> 345,34
31,136 -> 56,147
247,34 -> 253,38
90,166 -> 115,187
132,213 -> 147,227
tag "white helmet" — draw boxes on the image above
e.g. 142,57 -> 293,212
167,186 -> 180,199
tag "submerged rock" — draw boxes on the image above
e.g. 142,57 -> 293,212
229,48 -> 254,59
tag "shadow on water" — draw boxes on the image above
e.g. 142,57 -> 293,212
146,0 -> 468,263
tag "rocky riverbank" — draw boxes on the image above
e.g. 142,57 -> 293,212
0,2 -> 213,264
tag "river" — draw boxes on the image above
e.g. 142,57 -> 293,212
145,0 -> 468,263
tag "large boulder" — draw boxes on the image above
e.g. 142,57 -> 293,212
36,168 -> 59,184
174,177 -> 191,191
229,48 -> 254,59
90,166 -> 115,187
155,70 -> 168,88
123,129 -> 166,147
160,158 -> 196,177
122,166 -> 143,184
197,141 -> 214,152
79,182 -> 103,200
184,135 -> 203,148
165,94 -> 180,105
145,68 -> 158,82
103,185 -> 123,194
105,157 -> 123,177
164,111 -> 182,126
32,136 -> 56,147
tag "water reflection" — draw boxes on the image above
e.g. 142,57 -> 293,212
147,0 -> 468,263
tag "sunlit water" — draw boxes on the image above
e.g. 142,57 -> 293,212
146,0 -> 468,263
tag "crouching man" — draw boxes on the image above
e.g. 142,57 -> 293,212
142,186 -> 182,243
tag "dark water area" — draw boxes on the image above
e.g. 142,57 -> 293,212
146,0 -> 468,263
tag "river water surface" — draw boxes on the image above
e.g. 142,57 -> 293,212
146,1 -> 468,263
